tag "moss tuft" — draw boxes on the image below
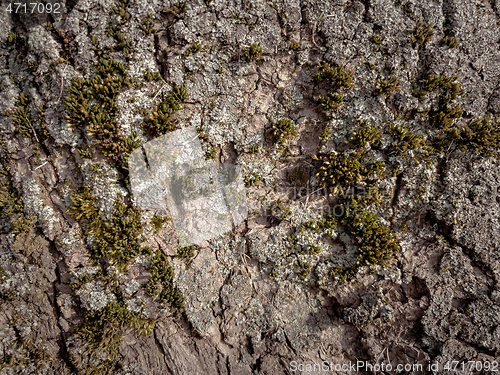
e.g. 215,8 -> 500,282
442,36 -> 459,48
388,124 -> 425,155
143,70 -> 162,82
67,187 -> 150,272
369,34 -> 383,44
271,118 -> 297,145
167,1 -> 187,18
151,214 -> 170,232
75,301 -> 156,374
454,117 -> 500,156
63,50 -> 141,170
139,14 -> 156,36
348,124 -> 382,148
243,43 -> 263,62
244,172 -> 262,187
312,63 -> 354,112
315,150 -> 385,192
146,250 -> 184,316
178,245 -> 195,260
0,165 -> 37,234
187,41 -> 203,54
375,76 -> 400,99
141,84 -> 188,137
410,22 -> 434,45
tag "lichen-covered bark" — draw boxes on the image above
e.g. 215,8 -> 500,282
1,0 -> 500,374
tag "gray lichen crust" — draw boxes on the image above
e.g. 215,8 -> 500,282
0,0 -> 499,373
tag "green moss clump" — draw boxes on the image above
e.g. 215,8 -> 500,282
67,187 -> 150,272
143,70 -> 162,82
370,34 -> 383,44
11,94 -> 48,143
319,92 -> 345,111
248,145 -> 260,153
139,14 -> 156,36
70,272 -> 101,291
243,43 -> 263,62
297,263 -> 311,279
178,245 -> 195,259
141,84 -> 188,137
344,209 -> 400,267
271,118 -> 297,145
299,244 -> 321,255
0,165 -> 37,235
187,41 -> 203,54
195,126 -> 218,160
453,117 -> 500,156
75,301 -> 156,374
244,172 -> 262,187
146,250 -> 184,316
151,214 -> 170,232
105,27 -> 133,56
11,94 -> 32,138
63,54 -> 141,169
5,30 -> 27,53
375,76 -> 400,99
423,74 -> 458,92
348,124 -> 382,148
0,289 -> 17,301
329,266 -> 358,284
77,149 -> 92,160
167,1 -> 187,18
431,87 -> 463,130
410,22 -> 434,45
105,0 -> 134,57
328,193 -> 400,283
312,63 -> 354,112
319,126 -> 330,143
314,150 -> 385,191
411,75 -> 464,134
388,124 -> 425,155
312,63 -> 355,90
442,36 -> 459,48
90,197 -> 145,269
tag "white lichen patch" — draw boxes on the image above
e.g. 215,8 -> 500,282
201,96 -> 246,146
236,152 -> 275,186
76,280 -> 117,311
125,296 -> 145,314
22,177 -> 60,238
80,160 -> 128,218
343,287 -> 394,329
57,227 -> 84,257
248,224 -> 288,263
27,25 -> 60,62
121,278 -> 141,297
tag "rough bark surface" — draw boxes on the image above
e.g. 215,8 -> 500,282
0,0 -> 500,374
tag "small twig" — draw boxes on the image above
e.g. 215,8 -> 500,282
55,65 -> 66,105
25,115 -> 39,143
34,161 -> 48,170
152,82 -> 167,102
445,140 -> 455,162
311,13 -> 335,47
